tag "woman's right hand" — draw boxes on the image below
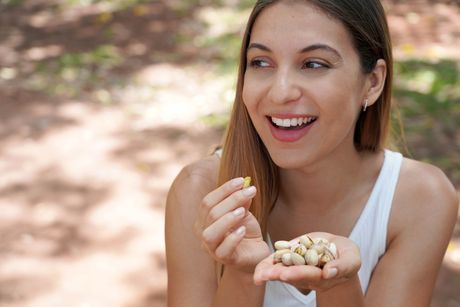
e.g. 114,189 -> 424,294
194,177 -> 270,273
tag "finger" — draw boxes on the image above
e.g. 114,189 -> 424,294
322,245 -> 361,280
206,186 -> 256,225
199,177 -> 245,224
202,207 -> 247,252
278,265 -> 323,283
196,177 -> 244,235
213,225 -> 246,263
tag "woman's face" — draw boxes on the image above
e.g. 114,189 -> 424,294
242,1 -> 370,169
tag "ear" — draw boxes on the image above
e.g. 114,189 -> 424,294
364,59 -> 387,107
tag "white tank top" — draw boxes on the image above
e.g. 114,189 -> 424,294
264,149 -> 403,307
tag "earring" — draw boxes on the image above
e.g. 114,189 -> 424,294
363,99 -> 368,112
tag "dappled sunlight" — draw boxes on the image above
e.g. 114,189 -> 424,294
0,0 -> 459,306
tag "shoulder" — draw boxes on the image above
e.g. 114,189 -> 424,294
169,155 -> 219,202
365,156 -> 458,304
398,157 -> 458,210
390,156 -> 458,241
167,154 -> 220,212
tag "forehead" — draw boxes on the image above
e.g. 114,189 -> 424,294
250,1 -> 356,56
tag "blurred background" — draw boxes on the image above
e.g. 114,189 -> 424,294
0,0 -> 459,306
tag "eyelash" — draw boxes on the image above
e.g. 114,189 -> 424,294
248,59 -> 329,70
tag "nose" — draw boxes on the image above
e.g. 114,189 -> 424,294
267,67 -> 302,104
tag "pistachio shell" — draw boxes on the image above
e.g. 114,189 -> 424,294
291,243 -> 307,256
305,249 -> 319,266
311,243 -> 326,255
274,249 -> 291,262
281,252 -> 293,266
274,240 -> 291,250
313,237 -> 329,245
299,235 -> 314,248
319,249 -> 335,267
291,252 -> 306,265
329,243 -> 338,258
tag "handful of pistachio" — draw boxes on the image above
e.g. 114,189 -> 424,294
273,235 -> 337,268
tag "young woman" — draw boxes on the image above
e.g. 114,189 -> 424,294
165,0 -> 459,306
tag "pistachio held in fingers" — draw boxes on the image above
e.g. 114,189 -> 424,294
243,176 -> 251,188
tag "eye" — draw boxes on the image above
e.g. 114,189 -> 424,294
302,61 -> 328,69
249,59 -> 271,68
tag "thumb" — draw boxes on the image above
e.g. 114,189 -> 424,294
322,246 -> 361,280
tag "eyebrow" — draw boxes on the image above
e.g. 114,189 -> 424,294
247,42 -> 342,59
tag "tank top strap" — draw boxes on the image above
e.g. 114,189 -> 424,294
349,149 -> 403,293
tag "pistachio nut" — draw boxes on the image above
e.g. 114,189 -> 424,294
291,243 -> 307,257
281,252 -> 293,266
304,249 -> 319,266
291,252 -> 306,265
299,235 -> 314,248
311,243 -> 327,255
243,176 -> 251,188
274,249 -> 291,263
274,240 -> 291,250
329,242 -> 338,258
318,248 -> 335,268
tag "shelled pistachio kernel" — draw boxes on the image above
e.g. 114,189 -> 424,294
243,176 -> 251,188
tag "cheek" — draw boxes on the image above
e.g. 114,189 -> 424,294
242,76 -> 260,113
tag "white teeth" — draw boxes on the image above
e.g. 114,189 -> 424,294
271,116 -> 316,128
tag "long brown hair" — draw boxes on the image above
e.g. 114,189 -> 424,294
218,0 -> 393,237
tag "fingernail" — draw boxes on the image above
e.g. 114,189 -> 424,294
231,177 -> 244,187
234,225 -> 245,236
325,267 -> 338,279
233,207 -> 245,216
242,186 -> 256,197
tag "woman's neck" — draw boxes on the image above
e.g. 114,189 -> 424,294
278,148 -> 383,215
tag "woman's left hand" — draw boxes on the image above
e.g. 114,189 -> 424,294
253,232 -> 361,292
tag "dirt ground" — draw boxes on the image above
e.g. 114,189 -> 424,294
0,0 -> 459,306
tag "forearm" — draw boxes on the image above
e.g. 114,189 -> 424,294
213,267 -> 265,307
316,274 -> 365,307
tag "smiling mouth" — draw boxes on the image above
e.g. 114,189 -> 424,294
269,116 -> 318,130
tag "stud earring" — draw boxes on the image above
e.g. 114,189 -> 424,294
363,99 -> 368,112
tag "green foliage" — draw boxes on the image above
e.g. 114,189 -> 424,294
0,0 -> 23,5
30,45 -> 123,99
393,59 -> 460,184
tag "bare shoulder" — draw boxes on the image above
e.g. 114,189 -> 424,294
365,157 -> 458,305
390,156 -> 459,241
168,154 -> 220,207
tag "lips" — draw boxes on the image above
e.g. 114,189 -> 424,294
267,115 -> 317,142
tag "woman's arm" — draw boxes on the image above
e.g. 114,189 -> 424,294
364,160 -> 458,307
165,159 -> 218,307
165,157 -> 267,307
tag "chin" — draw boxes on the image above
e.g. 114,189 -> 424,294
267,147 -> 314,170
